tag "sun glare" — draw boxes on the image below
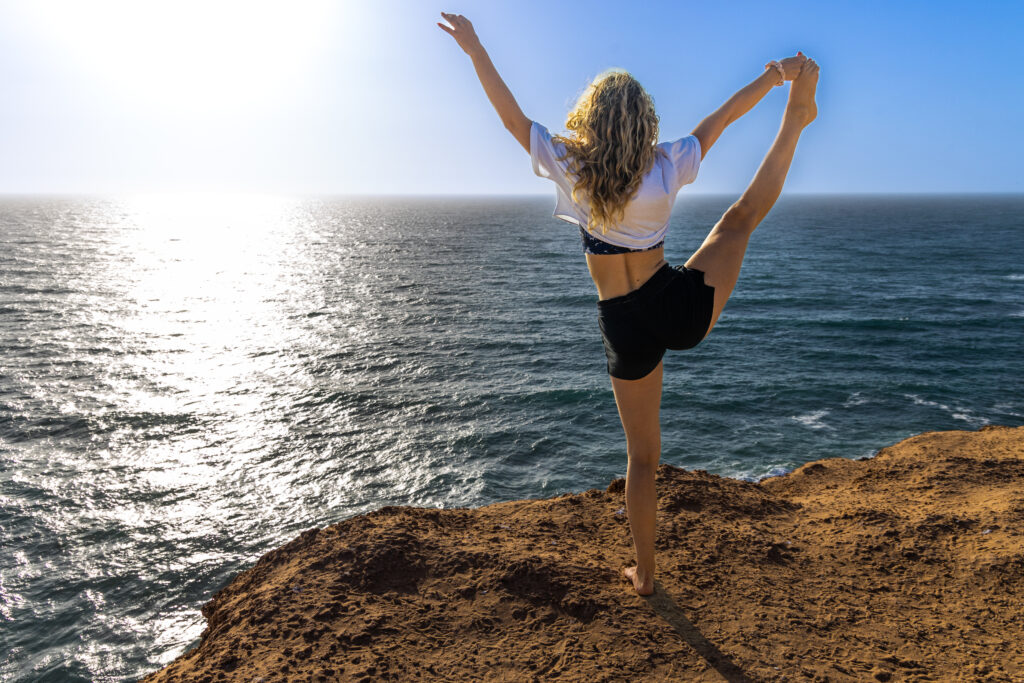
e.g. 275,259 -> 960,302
18,0 -> 335,115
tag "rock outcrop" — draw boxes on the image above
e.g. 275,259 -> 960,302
142,425 -> 1024,682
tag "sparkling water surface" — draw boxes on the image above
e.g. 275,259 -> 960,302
1,194 -> 1022,681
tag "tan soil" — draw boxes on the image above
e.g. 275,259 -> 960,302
141,425 -> 1024,682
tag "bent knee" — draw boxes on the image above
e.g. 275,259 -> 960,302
719,201 -> 758,233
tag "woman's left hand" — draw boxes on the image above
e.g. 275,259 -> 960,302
437,12 -> 483,57
775,52 -> 808,80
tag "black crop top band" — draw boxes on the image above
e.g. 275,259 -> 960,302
579,225 -> 664,255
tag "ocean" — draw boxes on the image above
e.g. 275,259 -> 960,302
1,194 -> 1022,681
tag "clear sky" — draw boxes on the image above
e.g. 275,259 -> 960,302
0,0 -> 1021,195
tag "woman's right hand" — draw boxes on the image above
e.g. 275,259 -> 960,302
776,52 -> 808,80
437,12 -> 483,57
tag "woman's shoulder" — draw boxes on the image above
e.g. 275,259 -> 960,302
656,134 -> 701,161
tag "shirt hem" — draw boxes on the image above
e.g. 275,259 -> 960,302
554,212 -> 583,227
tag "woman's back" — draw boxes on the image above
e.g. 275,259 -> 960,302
585,243 -> 669,300
530,120 -> 703,299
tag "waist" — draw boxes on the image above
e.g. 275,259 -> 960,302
593,259 -> 672,305
596,263 -> 675,309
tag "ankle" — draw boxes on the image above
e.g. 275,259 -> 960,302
784,105 -> 815,127
634,565 -> 655,580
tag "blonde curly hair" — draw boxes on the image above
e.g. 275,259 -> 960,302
551,68 -> 662,235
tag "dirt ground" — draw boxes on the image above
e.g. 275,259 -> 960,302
142,425 -> 1024,682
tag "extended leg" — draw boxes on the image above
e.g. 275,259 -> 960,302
685,59 -> 819,338
609,360 -> 664,596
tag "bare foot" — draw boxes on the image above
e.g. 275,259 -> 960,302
786,57 -> 819,126
622,565 -> 654,596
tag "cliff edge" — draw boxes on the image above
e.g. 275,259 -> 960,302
142,425 -> 1024,682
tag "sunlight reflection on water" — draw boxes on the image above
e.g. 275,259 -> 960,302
2,194 -> 450,681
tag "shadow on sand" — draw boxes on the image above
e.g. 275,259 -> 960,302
641,580 -> 756,683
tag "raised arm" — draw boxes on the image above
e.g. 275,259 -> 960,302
438,12 -> 531,153
691,54 -> 806,162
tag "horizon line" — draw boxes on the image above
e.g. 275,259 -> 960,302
1,190 -> 1022,200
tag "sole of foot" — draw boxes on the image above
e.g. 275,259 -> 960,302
623,565 -> 654,596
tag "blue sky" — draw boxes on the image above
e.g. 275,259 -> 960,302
0,0 -> 1021,195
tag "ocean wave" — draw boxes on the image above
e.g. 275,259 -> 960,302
992,404 -> 1024,419
904,394 -> 991,427
752,464 -> 793,482
790,409 -> 833,430
2,410 -> 202,443
843,392 -> 869,407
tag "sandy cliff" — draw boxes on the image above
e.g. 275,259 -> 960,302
142,425 -> 1024,682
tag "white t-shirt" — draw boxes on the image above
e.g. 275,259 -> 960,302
530,120 -> 701,249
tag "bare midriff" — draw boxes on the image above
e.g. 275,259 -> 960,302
586,247 -> 669,301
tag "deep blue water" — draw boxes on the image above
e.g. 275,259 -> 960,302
1,194 -> 1022,681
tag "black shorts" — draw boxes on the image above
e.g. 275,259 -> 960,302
597,263 -> 716,380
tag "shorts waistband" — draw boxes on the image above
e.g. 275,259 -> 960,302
596,263 -> 675,310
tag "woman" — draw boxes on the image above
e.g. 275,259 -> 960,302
439,12 -> 819,596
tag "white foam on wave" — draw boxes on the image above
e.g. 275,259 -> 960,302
1006,274 -> 1024,281
952,412 -> 991,426
757,465 -> 793,481
992,403 -> 1024,419
791,409 -> 832,430
734,464 -> 794,483
907,394 -> 951,411
843,392 -> 869,407
904,394 -> 991,427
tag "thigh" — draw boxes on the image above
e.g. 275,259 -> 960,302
609,359 -> 663,466
683,214 -> 754,339
598,306 -> 665,381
